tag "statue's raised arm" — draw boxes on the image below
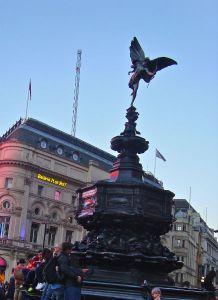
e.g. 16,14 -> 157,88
128,37 -> 177,106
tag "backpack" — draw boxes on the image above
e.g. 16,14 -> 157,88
43,256 -> 59,284
14,267 -> 25,285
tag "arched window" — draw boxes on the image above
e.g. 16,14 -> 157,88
68,216 -> 73,224
48,226 -> 57,247
52,212 -> 58,221
34,207 -> 40,215
0,216 -> 10,238
3,201 -> 10,209
30,223 -> 39,243
65,230 -> 73,243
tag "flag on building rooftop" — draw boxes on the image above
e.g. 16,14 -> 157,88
156,149 -> 166,162
28,79 -> 32,100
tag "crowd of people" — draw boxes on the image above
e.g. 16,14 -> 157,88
3,244 -> 216,300
0,241 -> 166,300
0,242 -> 166,300
0,242 -> 91,300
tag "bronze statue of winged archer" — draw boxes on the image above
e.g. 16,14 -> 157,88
128,37 -> 177,106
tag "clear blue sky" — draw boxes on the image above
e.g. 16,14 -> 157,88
0,1 -> 218,229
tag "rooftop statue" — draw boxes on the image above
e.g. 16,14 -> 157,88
128,37 -> 177,105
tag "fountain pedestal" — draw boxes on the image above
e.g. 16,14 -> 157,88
73,106 -> 215,300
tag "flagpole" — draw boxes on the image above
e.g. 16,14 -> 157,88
25,92 -> 29,119
188,186 -> 192,209
25,79 -> 31,120
153,152 -> 157,177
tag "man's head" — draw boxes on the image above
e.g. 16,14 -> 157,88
61,242 -> 72,254
37,250 -> 43,260
53,244 -> 61,256
18,258 -> 26,266
151,287 -> 161,299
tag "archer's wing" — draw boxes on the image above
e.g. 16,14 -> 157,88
130,37 -> 146,64
148,57 -> 177,73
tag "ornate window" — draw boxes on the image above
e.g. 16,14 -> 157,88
65,230 -> 73,243
34,207 -> 40,216
57,146 -> 63,156
71,194 -> 77,205
5,178 -> 13,189
68,216 -> 73,224
48,226 -> 57,247
38,185 -> 44,196
72,152 -> 79,161
30,222 -> 39,243
176,239 -> 181,247
40,140 -> 47,149
55,191 -> 61,201
3,201 -> 10,209
0,216 -> 10,238
176,224 -> 182,231
52,212 -> 58,220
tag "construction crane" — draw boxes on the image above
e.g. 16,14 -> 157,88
71,49 -> 82,136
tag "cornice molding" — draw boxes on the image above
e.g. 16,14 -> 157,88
0,159 -> 85,186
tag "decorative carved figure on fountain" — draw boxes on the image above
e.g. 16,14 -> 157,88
120,106 -> 140,136
128,37 -> 177,106
74,225 -> 176,261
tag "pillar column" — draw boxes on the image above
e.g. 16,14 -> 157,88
19,178 -> 31,240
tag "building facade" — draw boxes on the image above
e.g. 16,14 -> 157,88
0,118 -> 115,279
163,199 -> 218,288
193,215 -> 218,287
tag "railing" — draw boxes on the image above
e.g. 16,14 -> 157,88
0,237 -> 42,251
1,118 -> 23,141
143,171 -> 163,187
